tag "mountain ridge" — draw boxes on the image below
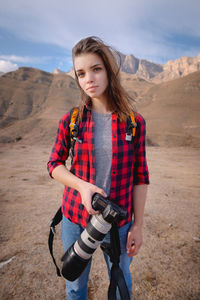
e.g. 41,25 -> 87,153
0,66 -> 199,147
64,52 -> 200,82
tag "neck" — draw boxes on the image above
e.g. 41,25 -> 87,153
91,95 -> 112,114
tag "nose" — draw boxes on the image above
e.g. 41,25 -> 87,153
86,71 -> 94,83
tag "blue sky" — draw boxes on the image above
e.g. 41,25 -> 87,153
0,0 -> 200,73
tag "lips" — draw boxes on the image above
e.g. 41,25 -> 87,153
86,86 -> 98,91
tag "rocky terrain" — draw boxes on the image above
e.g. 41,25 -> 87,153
120,52 -> 200,82
154,54 -> 200,83
120,53 -> 163,79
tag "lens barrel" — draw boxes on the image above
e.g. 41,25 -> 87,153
61,214 -> 111,281
61,244 -> 91,281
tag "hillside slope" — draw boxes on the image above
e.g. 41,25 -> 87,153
139,70 -> 200,147
0,67 -> 80,144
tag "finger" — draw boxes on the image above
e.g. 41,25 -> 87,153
86,204 -> 99,215
97,188 -> 107,198
88,209 -> 99,215
126,232 -> 133,251
82,199 -> 95,215
128,244 -> 139,257
87,202 -> 100,215
131,242 -> 141,256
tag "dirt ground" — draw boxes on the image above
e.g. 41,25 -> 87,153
0,141 -> 200,300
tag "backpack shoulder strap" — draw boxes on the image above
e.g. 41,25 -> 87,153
130,111 -> 137,137
126,111 -> 137,141
69,107 -> 82,161
69,107 -> 79,142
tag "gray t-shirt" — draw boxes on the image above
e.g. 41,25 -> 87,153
92,110 -> 112,196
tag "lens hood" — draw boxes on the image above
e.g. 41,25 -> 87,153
61,243 -> 91,281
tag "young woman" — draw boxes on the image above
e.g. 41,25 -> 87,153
47,36 -> 149,300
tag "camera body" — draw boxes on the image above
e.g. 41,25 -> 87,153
61,193 -> 127,281
92,193 -> 128,223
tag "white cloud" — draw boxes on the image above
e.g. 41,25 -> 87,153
0,55 -> 51,64
0,0 -> 199,63
0,60 -> 18,73
0,55 -> 36,63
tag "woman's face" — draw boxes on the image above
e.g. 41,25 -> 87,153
74,53 -> 108,101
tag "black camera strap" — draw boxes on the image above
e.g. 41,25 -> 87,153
48,206 -> 62,277
101,222 -> 130,300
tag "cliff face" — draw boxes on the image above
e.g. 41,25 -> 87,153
164,54 -> 200,74
153,54 -> 200,82
137,59 -> 163,79
120,53 -> 163,79
121,54 -> 139,74
120,53 -> 200,82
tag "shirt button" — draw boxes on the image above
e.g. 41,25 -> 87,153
113,171 -> 116,174
113,135 -> 116,138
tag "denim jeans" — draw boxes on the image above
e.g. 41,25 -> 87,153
61,215 -> 133,300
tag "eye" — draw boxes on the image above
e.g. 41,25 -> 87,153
77,72 -> 85,78
94,67 -> 102,72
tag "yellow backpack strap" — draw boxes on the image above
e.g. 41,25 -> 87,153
69,108 -> 82,162
69,108 -> 79,142
126,112 -> 137,141
130,111 -> 137,137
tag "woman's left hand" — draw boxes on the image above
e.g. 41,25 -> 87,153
126,224 -> 143,257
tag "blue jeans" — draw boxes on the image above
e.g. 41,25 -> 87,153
61,215 -> 133,300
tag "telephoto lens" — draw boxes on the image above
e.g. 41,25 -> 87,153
61,193 -> 127,281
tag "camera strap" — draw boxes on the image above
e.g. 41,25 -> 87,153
48,206 -> 63,277
101,223 -> 130,300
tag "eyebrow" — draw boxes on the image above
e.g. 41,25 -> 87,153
76,63 -> 102,73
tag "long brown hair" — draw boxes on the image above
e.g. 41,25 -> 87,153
72,36 -> 135,121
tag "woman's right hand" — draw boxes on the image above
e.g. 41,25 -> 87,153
79,182 -> 107,215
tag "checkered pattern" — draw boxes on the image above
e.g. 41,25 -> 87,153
47,106 -> 149,228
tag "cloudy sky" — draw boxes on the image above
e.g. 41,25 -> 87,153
0,0 -> 200,73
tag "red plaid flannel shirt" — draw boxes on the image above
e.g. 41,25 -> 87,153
47,106 -> 149,228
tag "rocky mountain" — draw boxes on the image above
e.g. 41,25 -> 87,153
153,53 -> 200,82
120,53 -> 163,79
120,52 -> 200,82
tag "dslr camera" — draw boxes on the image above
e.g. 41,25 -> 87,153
61,193 -> 127,281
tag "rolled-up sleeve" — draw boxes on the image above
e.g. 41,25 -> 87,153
47,112 -> 70,177
133,113 -> 150,185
